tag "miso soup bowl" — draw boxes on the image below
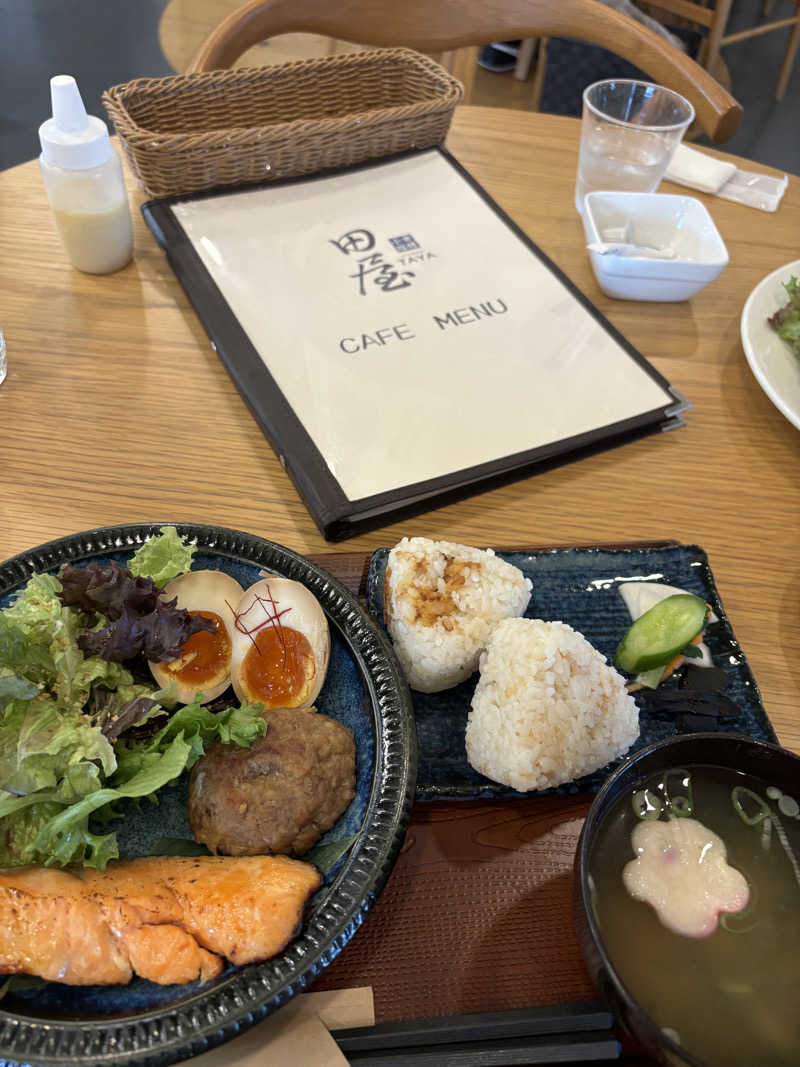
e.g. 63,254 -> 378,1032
575,732 -> 800,1067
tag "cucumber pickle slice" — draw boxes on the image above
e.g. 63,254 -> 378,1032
613,593 -> 709,675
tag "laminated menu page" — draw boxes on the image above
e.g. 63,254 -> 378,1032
143,148 -> 687,540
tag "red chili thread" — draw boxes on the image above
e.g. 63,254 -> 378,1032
231,585 -> 292,661
259,584 -> 288,668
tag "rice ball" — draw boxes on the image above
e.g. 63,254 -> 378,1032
466,618 -> 639,791
384,537 -> 532,693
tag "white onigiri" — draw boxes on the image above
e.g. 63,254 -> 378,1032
466,618 -> 639,791
384,537 -> 532,693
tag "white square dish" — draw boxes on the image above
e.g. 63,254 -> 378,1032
583,191 -> 729,302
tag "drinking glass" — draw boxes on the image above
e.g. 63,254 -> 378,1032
575,80 -> 695,214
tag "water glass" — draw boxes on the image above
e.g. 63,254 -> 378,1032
575,80 -> 695,214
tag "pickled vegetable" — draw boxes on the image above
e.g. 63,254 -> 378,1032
613,594 -> 709,675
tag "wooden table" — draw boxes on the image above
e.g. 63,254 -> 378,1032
1,107 -> 799,1056
3,107 -> 798,745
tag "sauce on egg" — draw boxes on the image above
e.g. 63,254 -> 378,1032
163,610 -> 231,687
240,626 -> 315,707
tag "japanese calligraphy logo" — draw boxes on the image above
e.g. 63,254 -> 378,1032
329,227 -> 437,297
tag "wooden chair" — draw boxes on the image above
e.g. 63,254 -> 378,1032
186,0 -> 743,141
643,0 -> 800,101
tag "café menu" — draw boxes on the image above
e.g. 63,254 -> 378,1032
143,148 -> 686,540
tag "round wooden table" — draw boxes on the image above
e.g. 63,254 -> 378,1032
1,107 -> 799,1052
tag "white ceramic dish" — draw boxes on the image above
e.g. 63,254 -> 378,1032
740,259 -> 800,431
583,191 -> 729,301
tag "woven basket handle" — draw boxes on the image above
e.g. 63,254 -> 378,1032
186,0 -> 742,142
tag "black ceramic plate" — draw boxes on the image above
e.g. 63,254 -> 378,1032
0,524 -> 416,1067
367,543 -> 775,801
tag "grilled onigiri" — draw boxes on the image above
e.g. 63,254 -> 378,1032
383,537 -> 532,693
466,618 -> 638,791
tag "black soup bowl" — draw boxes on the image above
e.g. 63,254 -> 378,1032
575,732 -> 800,1067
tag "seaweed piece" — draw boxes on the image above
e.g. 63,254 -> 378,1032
638,686 -> 743,735
638,689 -> 741,719
678,712 -> 720,732
680,664 -> 729,691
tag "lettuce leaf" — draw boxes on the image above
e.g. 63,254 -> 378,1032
149,832 -> 358,875
0,574 -> 77,691
0,696 -> 115,795
0,673 -> 39,704
0,573 -> 133,709
0,798 -> 64,868
128,526 -> 196,586
0,698 -> 266,869
29,732 -> 195,867
113,698 -> 267,783
0,550 -> 267,870
768,275 -> 800,358
150,836 -> 210,857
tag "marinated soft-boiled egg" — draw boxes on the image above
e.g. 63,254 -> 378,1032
149,570 -> 244,704
230,577 -> 330,709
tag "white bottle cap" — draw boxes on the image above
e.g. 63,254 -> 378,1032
39,75 -> 112,170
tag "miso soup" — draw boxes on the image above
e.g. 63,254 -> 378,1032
589,764 -> 800,1066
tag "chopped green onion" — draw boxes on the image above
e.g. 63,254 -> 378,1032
663,768 -> 693,817
720,912 -> 760,934
721,884 -> 760,934
732,786 -> 770,826
771,812 -> 800,889
761,816 -> 772,852
632,788 -> 663,820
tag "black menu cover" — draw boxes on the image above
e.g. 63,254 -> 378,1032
143,147 -> 687,540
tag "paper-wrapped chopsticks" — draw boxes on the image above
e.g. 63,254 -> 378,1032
190,987 -> 374,1066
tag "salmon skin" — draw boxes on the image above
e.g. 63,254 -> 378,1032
0,854 -> 321,986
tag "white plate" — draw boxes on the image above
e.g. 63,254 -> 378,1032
741,259 -> 800,430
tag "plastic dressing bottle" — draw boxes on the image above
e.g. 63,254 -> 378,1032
39,75 -> 133,274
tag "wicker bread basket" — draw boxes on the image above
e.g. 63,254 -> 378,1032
102,48 -> 463,198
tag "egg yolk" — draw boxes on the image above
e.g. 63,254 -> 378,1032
165,611 -> 231,687
241,625 -> 315,707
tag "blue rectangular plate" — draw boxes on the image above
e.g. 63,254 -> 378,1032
366,544 -> 776,801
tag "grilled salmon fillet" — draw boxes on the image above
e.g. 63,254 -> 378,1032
0,855 -> 321,986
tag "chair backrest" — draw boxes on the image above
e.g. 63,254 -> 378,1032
186,0 -> 742,141
644,0 -> 800,101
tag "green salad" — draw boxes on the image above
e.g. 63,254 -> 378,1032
0,528 -> 266,870
768,275 -> 800,358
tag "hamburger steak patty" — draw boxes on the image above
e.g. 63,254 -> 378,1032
188,707 -> 356,857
